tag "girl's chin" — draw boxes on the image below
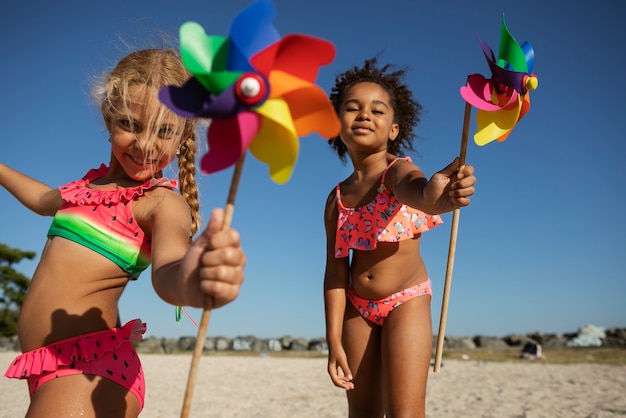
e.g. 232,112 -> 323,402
124,159 -> 166,179
125,167 -> 164,182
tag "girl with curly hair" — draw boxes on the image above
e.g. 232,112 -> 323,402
323,57 -> 476,417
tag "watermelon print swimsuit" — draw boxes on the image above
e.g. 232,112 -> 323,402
5,320 -> 148,411
4,165 -> 177,409
336,157 -> 442,325
47,163 -> 177,279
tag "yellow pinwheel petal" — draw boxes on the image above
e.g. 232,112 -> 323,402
249,99 -> 299,184
474,96 -> 522,146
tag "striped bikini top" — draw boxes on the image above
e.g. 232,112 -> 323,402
334,157 -> 443,258
47,164 -> 177,279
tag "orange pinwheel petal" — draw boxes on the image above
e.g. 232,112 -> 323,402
268,71 -> 339,138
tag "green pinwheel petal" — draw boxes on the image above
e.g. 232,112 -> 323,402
195,72 -> 243,93
179,21 -> 240,93
497,17 -> 528,73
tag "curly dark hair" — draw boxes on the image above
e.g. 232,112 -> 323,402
328,56 -> 422,163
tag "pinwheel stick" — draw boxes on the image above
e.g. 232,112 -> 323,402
180,153 -> 247,418
433,101 -> 471,373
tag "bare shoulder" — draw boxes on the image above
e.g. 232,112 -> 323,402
133,186 -> 191,237
386,155 -> 425,183
324,185 -> 338,213
388,154 -> 420,170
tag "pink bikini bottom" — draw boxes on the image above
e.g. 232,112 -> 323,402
347,280 -> 432,326
4,319 -> 146,411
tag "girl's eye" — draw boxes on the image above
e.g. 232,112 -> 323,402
158,126 -> 178,139
118,119 -> 141,133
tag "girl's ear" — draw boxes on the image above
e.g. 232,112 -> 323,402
103,115 -> 112,132
389,122 -> 400,141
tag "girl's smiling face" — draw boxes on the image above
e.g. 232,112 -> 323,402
107,85 -> 186,181
339,82 -> 399,156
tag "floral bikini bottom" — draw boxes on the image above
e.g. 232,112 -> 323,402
347,279 -> 432,326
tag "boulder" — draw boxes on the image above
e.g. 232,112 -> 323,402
566,324 -> 605,347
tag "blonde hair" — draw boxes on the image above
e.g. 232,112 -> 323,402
93,48 -> 201,237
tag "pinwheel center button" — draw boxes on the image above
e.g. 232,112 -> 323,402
235,72 -> 269,107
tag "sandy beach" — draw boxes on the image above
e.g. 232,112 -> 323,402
1,351 -> 625,417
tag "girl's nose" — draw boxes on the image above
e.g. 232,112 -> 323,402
133,132 -> 156,153
133,132 -> 149,146
356,110 -> 370,120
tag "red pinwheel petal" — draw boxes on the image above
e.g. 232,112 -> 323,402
250,34 -> 336,82
200,111 -> 262,174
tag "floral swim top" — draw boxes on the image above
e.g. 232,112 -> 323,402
47,164 -> 177,279
335,157 -> 443,258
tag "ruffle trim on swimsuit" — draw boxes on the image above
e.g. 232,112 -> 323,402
59,164 -> 177,206
4,319 -> 146,380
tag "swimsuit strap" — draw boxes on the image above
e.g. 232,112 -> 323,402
336,157 -> 413,200
380,156 -> 412,185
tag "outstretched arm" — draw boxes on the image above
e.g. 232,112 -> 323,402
0,163 -> 63,216
151,204 -> 245,309
389,157 -> 476,215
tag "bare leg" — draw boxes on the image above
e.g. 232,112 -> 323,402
26,374 -> 140,418
381,295 -> 432,418
343,299 -> 385,418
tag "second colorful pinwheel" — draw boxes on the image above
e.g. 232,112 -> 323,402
460,15 -> 538,146
434,16 -> 539,373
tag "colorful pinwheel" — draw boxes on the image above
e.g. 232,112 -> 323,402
434,17 -> 538,373
159,0 -> 340,184
460,15 -> 538,145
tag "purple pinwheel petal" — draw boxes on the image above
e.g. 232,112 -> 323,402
480,38 -> 527,93
158,77 -> 213,118
159,78 -> 250,119
199,83 -> 250,119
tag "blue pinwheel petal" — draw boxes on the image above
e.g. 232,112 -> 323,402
520,41 -> 535,74
228,0 -> 280,71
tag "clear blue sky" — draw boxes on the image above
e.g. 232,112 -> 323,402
1,0 -> 624,340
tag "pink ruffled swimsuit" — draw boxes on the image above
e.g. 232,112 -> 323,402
335,157 -> 443,258
5,320 -> 147,410
336,157 -> 442,325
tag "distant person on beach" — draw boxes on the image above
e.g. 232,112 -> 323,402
1,48 -> 246,417
322,57 -> 476,417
